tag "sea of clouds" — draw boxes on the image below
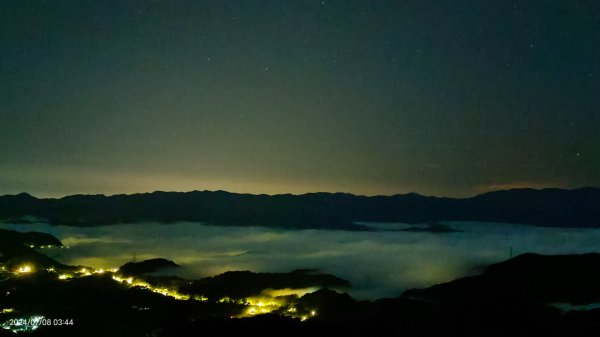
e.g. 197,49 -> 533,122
2,221 -> 600,299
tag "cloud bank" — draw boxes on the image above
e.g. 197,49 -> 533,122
2,222 -> 600,299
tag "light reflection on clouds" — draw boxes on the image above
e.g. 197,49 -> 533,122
2,222 -> 600,299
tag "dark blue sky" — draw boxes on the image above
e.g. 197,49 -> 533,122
1,0 -> 599,197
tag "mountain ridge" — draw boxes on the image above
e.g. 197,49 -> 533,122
0,187 -> 598,229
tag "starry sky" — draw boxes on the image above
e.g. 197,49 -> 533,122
1,0 -> 599,198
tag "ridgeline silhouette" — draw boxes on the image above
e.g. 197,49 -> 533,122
0,187 -> 598,228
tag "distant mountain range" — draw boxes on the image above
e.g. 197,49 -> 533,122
0,187 -> 598,229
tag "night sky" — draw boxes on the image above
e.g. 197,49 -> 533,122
1,0 -> 599,198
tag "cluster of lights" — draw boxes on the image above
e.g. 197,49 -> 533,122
244,297 -> 282,316
10,262 -> 117,281
234,294 -> 318,321
193,295 -> 209,301
111,275 -> 193,301
305,311 -> 318,321
7,262 -> 320,321
220,297 -> 242,305
46,266 -> 195,302
28,245 -> 67,249
78,268 -> 92,276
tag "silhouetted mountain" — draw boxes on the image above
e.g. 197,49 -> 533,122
0,187 -> 598,229
0,228 -> 62,248
0,229 -> 72,270
181,270 -> 350,301
401,253 -> 600,336
119,258 -> 180,277
295,288 -> 358,319
404,253 -> 600,304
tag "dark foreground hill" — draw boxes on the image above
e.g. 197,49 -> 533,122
404,252 -> 600,304
119,258 -> 180,277
0,187 -> 599,228
0,229 -> 72,271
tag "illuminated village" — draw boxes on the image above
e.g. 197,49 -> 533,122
1,253 -> 322,334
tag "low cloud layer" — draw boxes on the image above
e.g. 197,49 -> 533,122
3,222 -> 600,299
